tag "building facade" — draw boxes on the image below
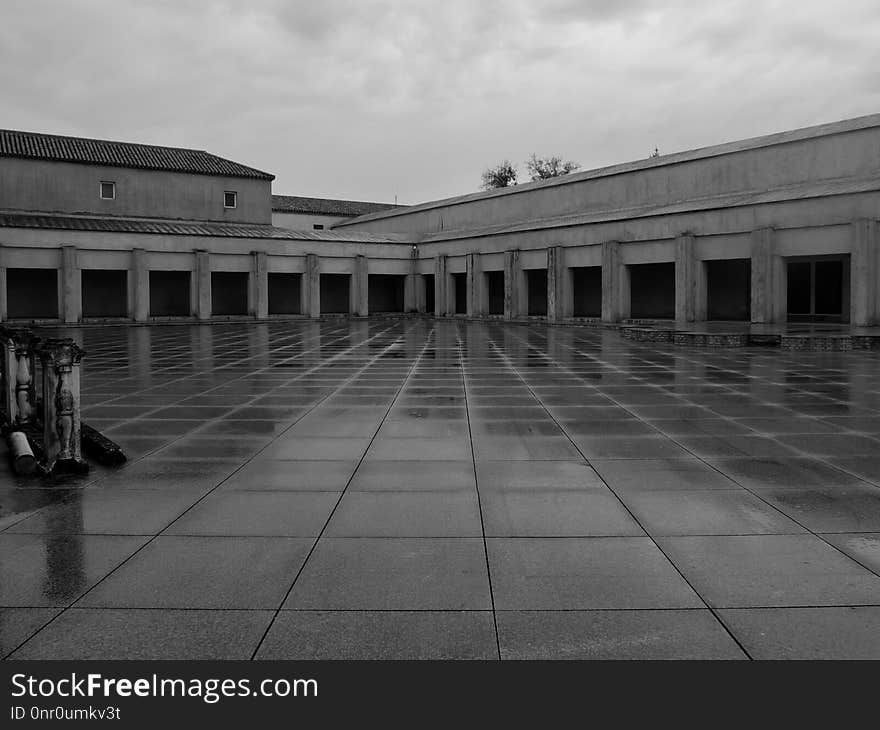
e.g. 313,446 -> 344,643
1,115 -> 878,328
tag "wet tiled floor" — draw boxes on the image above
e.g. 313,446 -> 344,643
3,318 -> 880,659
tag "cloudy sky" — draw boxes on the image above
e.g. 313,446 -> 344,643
2,0 -> 879,203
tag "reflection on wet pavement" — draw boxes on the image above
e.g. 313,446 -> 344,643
2,318 -> 880,659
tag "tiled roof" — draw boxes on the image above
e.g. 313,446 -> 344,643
272,195 -> 403,216
0,129 -> 274,180
0,212 -> 412,244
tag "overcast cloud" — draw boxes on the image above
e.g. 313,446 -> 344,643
2,0 -> 879,203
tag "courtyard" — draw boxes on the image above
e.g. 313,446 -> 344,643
2,318 -> 880,660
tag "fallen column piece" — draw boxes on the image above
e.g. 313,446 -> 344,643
5,428 -> 37,475
81,422 -> 127,466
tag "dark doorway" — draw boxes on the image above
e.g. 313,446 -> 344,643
706,259 -> 750,320
268,273 -> 301,315
212,272 -> 249,316
486,271 -> 505,315
149,271 -> 190,316
453,272 -> 467,314
368,274 -> 405,313
7,268 -> 58,319
571,266 -> 602,317
526,269 -> 548,316
82,269 -> 127,318
787,258 -> 847,322
423,274 -> 435,313
629,262 -> 675,319
320,274 -> 350,314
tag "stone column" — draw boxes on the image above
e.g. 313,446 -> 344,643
851,218 -> 878,326
61,246 -> 80,324
305,254 -> 320,318
1,328 -> 38,426
435,255 -> 448,317
252,251 -> 268,320
195,250 -> 211,320
38,338 -> 87,475
601,241 -> 623,322
466,253 -> 481,317
132,248 -> 149,322
675,234 -> 700,323
547,246 -> 565,322
504,249 -> 520,320
750,228 -> 778,324
354,255 -> 369,317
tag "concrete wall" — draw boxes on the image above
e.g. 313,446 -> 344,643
0,158 -> 272,224
338,115 -> 880,237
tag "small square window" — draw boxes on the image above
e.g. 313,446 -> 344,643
100,181 -> 115,200
313,224 -> 324,230
224,191 -> 237,209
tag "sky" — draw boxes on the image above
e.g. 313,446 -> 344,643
2,0 -> 879,204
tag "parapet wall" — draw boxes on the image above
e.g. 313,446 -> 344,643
337,114 -> 880,238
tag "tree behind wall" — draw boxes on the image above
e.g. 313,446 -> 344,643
481,160 -> 518,190
526,154 -> 580,181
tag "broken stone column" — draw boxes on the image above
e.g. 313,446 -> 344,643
38,338 -> 88,475
1,327 -> 39,427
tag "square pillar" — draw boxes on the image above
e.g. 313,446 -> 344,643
0,244 -> 8,323
547,246 -> 565,322
851,219 -> 878,326
435,255 -> 448,317
466,253 -> 481,317
601,241 -> 624,322
354,254 -> 369,316
132,248 -> 149,322
251,250 -> 268,320
404,274 -> 418,313
750,228 -> 784,324
195,250 -> 211,320
675,234 -> 703,323
305,254 -> 320,318
61,246 -> 81,324
504,249 -> 521,320
405,245 -> 419,313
